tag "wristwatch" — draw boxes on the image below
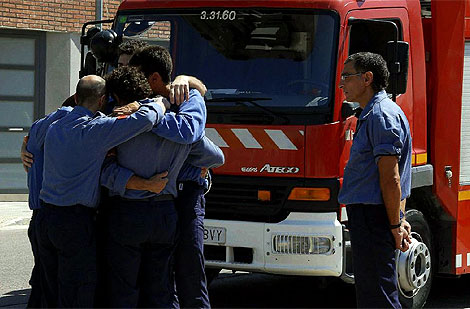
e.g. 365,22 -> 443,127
390,222 -> 402,229
390,210 -> 406,229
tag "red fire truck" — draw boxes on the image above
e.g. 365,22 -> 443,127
80,0 -> 470,307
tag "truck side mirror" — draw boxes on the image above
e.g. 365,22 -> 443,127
386,41 -> 409,95
90,29 -> 122,64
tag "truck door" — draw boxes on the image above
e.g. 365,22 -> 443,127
341,8 -> 414,144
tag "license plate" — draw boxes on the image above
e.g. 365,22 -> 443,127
204,226 -> 226,244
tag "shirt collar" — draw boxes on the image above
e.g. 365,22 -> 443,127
139,98 -> 154,104
93,111 -> 105,118
72,105 -> 96,118
358,90 -> 388,121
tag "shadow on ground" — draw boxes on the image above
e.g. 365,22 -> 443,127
209,272 -> 356,308
426,275 -> 470,308
2,273 -> 469,308
0,289 -> 29,308
208,272 -> 470,308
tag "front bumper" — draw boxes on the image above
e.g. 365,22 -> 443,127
204,212 -> 343,276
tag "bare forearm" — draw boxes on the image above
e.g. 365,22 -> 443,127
126,175 -> 150,191
381,178 -> 401,226
125,171 -> 168,194
187,76 -> 207,96
378,156 -> 401,226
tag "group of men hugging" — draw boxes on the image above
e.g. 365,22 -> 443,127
21,40 -> 224,308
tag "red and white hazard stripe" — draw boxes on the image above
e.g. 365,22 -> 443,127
205,128 -> 303,151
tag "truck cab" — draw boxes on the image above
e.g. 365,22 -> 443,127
81,0 -> 470,307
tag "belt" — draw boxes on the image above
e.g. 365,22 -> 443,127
118,194 -> 174,203
42,201 -> 96,214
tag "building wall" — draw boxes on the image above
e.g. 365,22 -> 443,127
0,0 -> 121,33
45,32 -> 81,114
0,0 -> 123,199
1,0 -> 125,113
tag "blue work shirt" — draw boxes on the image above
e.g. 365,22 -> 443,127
26,106 -> 73,210
152,89 -> 206,144
106,91 -> 223,198
177,136 -> 225,185
153,89 -> 223,185
108,132 -> 223,199
338,90 -> 412,205
40,101 -> 164,208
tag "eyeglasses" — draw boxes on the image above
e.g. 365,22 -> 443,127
340,72 -> 364,81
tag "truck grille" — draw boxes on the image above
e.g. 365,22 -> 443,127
205,175 -> 340,223
205,175 -> 292,223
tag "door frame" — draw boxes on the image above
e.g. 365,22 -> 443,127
0,29 -> 46,193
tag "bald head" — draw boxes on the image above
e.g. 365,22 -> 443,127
75,75 -> 106,108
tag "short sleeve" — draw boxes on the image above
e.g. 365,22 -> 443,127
368,112 -> 404,163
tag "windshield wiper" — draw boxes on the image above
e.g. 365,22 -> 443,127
205,97 -> 290,124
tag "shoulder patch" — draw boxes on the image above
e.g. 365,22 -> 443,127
117,115 -> 129,119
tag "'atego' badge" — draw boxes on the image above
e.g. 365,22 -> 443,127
259,164 -> 300,174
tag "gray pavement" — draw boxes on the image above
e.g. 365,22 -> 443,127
0,202 -> 31,231
0,202 -> 32,308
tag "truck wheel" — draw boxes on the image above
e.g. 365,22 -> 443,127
205,268 -> 221,287
397,209 -> 433,308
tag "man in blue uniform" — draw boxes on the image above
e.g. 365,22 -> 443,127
21,106 -> 72,307
103,62 -> 223,308
173,158 -> 214,308
338,52 -> 412,308
130,46 -> 220,308
21,97 -> 168,308
35,74 -> 166,307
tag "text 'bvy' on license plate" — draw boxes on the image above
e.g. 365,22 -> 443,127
204,226 -> 226,244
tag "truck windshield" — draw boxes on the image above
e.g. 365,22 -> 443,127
114,9 -> 339,125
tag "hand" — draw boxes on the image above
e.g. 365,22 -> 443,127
111,101 -> 140,116
200,167 -> 209,178
402,219 -> 411,237
391,224 -> 411,252
21,136 -> 33,172
144,171 -> 168,194
170,75 -> 190,105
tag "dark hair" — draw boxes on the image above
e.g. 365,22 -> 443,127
61,94 -> 76,107
118,39 -> 149,56
128,45 -> 172,84
345,52 -> 389,92
105,66 -> 152,105
75,76 -> 106,106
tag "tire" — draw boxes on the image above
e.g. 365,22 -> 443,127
399,209 -> 433,308
205,268 -> 221,287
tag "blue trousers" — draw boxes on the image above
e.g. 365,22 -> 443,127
347,204 -> 401,308
35,203 -> 97,308
27,210 -> 44,308
105,197 -> 178,308
174,182 -> 210,308
94,192 -> 111,308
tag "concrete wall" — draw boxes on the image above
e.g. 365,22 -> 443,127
45,32 -> 80,114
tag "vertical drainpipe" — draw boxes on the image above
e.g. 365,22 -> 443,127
96,0 -> 103,27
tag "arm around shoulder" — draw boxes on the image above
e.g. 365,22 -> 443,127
187,136 -> 225,169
